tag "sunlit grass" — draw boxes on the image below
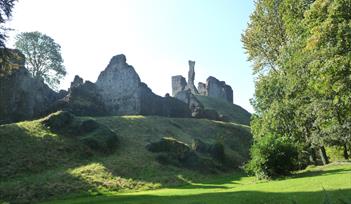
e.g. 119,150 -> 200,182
44,163 -> 351,204
0,115 -> 252,203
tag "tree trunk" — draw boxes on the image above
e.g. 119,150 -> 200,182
319,146 -> 329,165
343,143 -> 349,160
348,143 -> 351,160
309,147 -> 317,165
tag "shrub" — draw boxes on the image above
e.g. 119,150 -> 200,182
326,146 -> 346,162
210,142 -> 225,162
245,134 -> 298,179
146,137 -> 191,158
192,139 -> 210,153
192,139 -> 225,162
79,119 -> 100,134
146,137 -> 222,172
42,111 -> 75,131
79,125 -> 118,153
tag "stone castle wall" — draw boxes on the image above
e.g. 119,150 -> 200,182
172,60 -> 234,103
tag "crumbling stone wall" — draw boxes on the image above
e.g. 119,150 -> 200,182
186,60 -> 199,94
96,54 -> 141,115
171,60 -> 234,104
95,54 -> 190,117
172,75 -> 187,97
205,76 -> 233,103
51,75 -> 108,116
0,66 -> 60,124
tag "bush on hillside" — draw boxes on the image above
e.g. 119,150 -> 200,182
146,137 -> 191,158
78,120 -> 118,153
192,139 -> 225,162
42,112 -> 119,153
245,134 -> 298,179
79,119 -> 100,133
210,142 -> 225,162
42,111 -> 75,131
146,137 -> 223,173
80,129 -> 118,153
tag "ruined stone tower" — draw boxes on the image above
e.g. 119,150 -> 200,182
172,60 -> 234,103
186,61 -> 199,94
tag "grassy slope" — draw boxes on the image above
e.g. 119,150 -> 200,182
0,115 -> 252,203
43,163 -> 351,204
196,95 -> 251,126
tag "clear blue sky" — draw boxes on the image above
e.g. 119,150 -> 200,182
6,0 -> 255,112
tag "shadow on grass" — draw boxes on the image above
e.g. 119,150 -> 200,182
1,120 -> 350,204
292,168 -> 351,179
45,188 -> 351,204
171,183 -> 230,190
0,123 -> 91,180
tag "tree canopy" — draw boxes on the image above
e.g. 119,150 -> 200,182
15,31 -> 66,90
0,0 -> 17,73
243,0 -> 351,179
0,0 -> 15,48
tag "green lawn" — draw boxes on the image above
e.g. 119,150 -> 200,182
43,163 -> 351,204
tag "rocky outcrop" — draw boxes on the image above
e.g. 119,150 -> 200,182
0,66 -> 60,124
205,76 -> 233,103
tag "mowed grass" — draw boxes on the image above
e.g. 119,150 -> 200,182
43,163 -> 351,204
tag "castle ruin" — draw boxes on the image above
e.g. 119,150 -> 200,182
172,61 -> 233,103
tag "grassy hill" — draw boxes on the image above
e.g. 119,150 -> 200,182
196,95 -> 251,126
0,113 -> 252,203
1,113 -> 350,204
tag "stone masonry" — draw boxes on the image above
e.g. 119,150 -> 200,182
172,60 -> 234,103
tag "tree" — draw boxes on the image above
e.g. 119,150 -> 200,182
243,0 -> 351,177
303,0 -> 351,161
241,0 -> 287,75
15,31 -> 66,90
241,0 -> 350,178
245,133 -> 298,179
0,0 -> 16,72
0,0 -> 15,48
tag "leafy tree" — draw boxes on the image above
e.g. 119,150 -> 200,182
245,133 -> 298,179
0,49 -> 24,76
244,0 -> 351,173
303,0 -> 351,160
0,0 -> 17,72
0,0 -> 15,48
15,31 -> 66,90
241,0 -> 351,178
241,0 -> 287,74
